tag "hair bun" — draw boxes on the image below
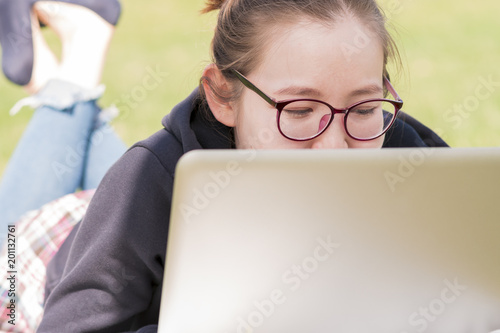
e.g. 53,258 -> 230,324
201,0 -> 227,13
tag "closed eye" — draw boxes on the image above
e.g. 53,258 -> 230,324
349,101 -> 382,116
282,107 -> 314,118
350,107 -> 375,115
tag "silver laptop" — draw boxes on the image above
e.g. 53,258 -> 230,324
158,148 -> 500,333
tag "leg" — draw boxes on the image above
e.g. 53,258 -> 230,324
83,114 -> 127,189
0,0 -> 120,89
0,100 -> 99,241
0,0 -> 35,85
0,0 -> 121,242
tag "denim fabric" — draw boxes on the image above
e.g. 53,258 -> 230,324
0,100 -> 126,244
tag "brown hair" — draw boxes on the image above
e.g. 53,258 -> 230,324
200,0 -> 400,104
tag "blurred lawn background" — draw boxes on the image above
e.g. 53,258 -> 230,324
1,0 -> 500,177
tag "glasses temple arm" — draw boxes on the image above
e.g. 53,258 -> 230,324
384,77 -> 403,102
231,69 -> 277,107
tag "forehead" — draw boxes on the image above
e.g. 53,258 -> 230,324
250,18 -> 384,99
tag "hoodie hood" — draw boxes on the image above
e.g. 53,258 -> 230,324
162,88 -> 233,152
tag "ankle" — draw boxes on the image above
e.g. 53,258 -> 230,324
12,79 -> 106,115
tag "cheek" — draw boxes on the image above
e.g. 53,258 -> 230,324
233,97 -> 288,149
235,110 -> 285,149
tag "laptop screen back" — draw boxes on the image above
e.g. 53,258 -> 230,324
158,148 -> 500,333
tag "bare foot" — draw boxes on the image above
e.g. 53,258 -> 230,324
34,1 -> 115,90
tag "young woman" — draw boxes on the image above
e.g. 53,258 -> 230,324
37,0 -> 447,332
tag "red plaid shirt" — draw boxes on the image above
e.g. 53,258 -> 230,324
0,190 -> 94,332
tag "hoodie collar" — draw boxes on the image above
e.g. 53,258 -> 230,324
162,88 -> 234,152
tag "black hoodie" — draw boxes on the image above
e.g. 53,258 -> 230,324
38,88 -> 448,333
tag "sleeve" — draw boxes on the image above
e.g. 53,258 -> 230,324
37,146 -> 173,333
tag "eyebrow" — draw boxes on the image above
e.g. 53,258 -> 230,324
347,84 -> 384,99
274,84 -> 384,100
274,86 -> 323,99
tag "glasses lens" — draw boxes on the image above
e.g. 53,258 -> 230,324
278,100 -> 333,140
346,100 -> 396,140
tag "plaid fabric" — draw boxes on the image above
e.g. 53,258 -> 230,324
0,190 -> 94,332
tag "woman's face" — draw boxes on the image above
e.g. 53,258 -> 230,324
232,18 -> 386,149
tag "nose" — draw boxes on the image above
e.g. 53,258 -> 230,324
310,117 -> 349,149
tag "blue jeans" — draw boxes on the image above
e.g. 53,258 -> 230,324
0,100 -> 127,243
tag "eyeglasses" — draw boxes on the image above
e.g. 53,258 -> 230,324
231,69 -> 403,141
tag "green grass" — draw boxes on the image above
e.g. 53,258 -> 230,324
1,0 -> 500,177
384,0 -> 500,148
